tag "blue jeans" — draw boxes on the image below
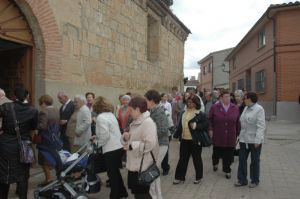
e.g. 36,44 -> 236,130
237,142 -> 262,185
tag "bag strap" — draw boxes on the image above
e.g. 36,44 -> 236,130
138,143 -> 156,173
10,103 -> 21,139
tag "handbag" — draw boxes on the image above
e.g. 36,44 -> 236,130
199,131 -> 212,147
11,103 -> 35,164
137,146 -> 160,186
234,137 -> 240,156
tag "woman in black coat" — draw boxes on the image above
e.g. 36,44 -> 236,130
173,95 -> 209,185
0,86 -> 38,199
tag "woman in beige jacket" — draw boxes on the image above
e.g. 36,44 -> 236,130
121,96 -> 159,199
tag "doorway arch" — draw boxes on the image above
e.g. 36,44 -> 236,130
0,0 -> 37,101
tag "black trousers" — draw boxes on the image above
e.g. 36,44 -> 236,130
161,136 -> 171,172
134,193 -> 152,199
175,139 -> 203,181
0,179 -> 28,199
161,146 -> 170,172
104,148 -> 128,199
212,146 -> 234,173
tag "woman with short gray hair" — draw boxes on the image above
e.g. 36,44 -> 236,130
234,90 -> 245,115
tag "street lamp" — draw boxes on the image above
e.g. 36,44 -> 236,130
222,63 -> 230,73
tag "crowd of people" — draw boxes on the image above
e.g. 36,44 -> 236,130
0,85 -> 266,199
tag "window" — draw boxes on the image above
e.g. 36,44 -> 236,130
258,30 -> 266,48
208,63 -> 212,73
147,15 -> 159,62
256,70 -> 265,92
232,57 -> 236,70
232,82 -> 236,92
237,79 -> 244,90
203,66 -> 206,75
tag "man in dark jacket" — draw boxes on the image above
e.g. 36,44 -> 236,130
0,86 -> 38,199
57,91 -> 75,151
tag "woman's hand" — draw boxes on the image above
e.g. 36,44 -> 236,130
123,132 -> 130,142
90,135 -> 97,143
209,130 -> 213,138
190,122 -> 197,130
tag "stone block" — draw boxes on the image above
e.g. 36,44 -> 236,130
89,44 -> 100,59
87,32 -> 97,44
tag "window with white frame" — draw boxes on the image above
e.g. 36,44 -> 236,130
258,30 -> 266,48
203,65 -> 206,75
256,70 -> 265,92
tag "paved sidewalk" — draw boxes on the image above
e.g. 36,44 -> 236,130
8,120 -> 300,199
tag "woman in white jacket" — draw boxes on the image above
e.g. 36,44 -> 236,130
235,92 -> 266,188
121,96 -> 159,199
93,97 -> 128,199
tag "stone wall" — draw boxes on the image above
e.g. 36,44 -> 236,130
39,0 -> 189,104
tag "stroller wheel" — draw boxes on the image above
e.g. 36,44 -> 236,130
75,193 -> 88,199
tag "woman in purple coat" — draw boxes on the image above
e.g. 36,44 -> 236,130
208,90 -> 240,179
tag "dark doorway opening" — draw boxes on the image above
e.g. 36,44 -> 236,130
0,38 -> 33,101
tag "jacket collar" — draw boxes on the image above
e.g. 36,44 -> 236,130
131,111 -> 150,125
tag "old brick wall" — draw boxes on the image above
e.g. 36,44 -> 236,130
276,9 -> 300,102
229,20 -> 275,102
40,0 -> 187,103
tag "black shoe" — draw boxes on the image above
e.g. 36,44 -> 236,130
120,192 -> 129,198
225,173 -> 231,179
213,165 -> 218,172
234,181 -> 248,187
106,179 -> 110,187
162,169 -> 169,176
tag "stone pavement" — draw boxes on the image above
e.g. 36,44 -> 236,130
8,120 -> 300,199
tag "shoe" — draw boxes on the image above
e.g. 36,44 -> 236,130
120,192 -> 129,198
213,165 -> 218,172
106,179 -> 110,187
162,169 -> 169,176
173,179 -> 184,184
249,183 -> 258,188
225,173 -> 231,179
234,181 -> 247,187
193,179 -> 201,184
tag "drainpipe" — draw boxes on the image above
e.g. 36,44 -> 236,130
267,10 -> 277,119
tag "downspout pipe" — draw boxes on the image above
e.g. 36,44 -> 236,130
267,10 -> 277,119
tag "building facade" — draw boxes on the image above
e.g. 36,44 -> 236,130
226,2 -> 300,121
198,48 -> 233,91
0,0 -> 190,105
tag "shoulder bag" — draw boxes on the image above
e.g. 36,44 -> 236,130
137,145 -> 160,186
11,103 -> 35,164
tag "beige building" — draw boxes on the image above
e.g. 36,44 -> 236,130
0,0 -> 190,105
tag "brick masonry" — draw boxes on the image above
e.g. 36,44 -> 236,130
228,5 -> 300,120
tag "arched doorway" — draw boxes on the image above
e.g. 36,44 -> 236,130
0,0 -> 34,101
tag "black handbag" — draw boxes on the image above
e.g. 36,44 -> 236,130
11,103 -> 35,164
137,146 -> 160,186
199,131 -> 212,147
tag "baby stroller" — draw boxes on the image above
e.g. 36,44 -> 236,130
34,141 -> 101,199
